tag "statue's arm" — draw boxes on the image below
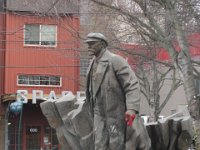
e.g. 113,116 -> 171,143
112,55 -> 140,112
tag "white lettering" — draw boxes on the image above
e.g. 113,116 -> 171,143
16,90 -> 86,104
76,91 -> 86,101
48,91 -> 57,100
30,128 -> 38,133
17,90 -> 28,104
32,90 -> 43,104
62,91 -> 73,97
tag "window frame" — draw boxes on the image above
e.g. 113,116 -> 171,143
17,75 -> 62,87
24,24 -> 57,47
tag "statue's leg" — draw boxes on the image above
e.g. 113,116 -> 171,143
94,114 -> 109,150
107,118 -> 126,150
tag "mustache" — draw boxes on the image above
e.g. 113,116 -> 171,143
88,49 -> 94,52
88,49 -> 95,56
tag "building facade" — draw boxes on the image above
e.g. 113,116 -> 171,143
0,0 -> 79,149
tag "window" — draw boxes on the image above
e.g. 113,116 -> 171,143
8,118 -> 23,150
17,75 -> 61,87
44,125 -> 61,150
24,24 -> 57,46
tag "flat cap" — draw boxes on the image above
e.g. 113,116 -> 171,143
85,32 -> 108,46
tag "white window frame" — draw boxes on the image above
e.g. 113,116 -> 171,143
24,24 -> 57,47
17,75 -> 62,87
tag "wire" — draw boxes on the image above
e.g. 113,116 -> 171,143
0,65 -> 81,68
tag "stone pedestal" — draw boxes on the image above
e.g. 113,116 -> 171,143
146,116 -> 193,150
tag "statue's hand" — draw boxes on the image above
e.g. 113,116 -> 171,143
125,110 -> 136,126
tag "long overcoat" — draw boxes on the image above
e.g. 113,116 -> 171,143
85,49 -> 141,149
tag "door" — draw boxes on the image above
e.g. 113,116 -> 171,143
25,125 -> 42,150
43,125 -> 61,150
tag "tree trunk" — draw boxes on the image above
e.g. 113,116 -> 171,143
149,97 -> 156,122
175,52 -> 200,149
169,5 -> 200,148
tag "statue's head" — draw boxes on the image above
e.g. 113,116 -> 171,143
86,33 -> 108,46
85,33 -> 108,56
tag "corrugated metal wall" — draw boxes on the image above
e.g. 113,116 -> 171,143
4,13 -> 80,95
0,13 -> 5,96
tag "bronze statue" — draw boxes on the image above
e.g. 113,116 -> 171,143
40,33 -> 151,150
85,32 -> 151,150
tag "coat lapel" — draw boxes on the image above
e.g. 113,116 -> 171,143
86,58 -> 94,98
93,61 -> 108,96
86,50 -> 110,97
93,50 -> 109,96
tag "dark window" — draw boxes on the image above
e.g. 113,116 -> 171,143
17,75 -> 61,87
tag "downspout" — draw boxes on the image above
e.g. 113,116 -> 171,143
5,102 -> 10,150
4,0 -> 8,149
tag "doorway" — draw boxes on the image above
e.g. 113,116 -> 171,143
25,125 -> 42,150
8,103 -> 61,150
24,124 -> 61,150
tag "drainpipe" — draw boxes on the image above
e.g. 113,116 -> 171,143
5,102 -> 10,150
17,102 -> 23,150
10,99 -> 23,150
3,1 -> 8,149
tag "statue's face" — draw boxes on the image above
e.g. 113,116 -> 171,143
87,41 -> 103,57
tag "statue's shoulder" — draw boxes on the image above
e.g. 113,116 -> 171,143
107,51 -> 126,64
104,50 -> 128,71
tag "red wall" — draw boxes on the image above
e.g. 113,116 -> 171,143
0,13 -> 5,97
157,33 -> 200,60
4,13 -> 80,95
